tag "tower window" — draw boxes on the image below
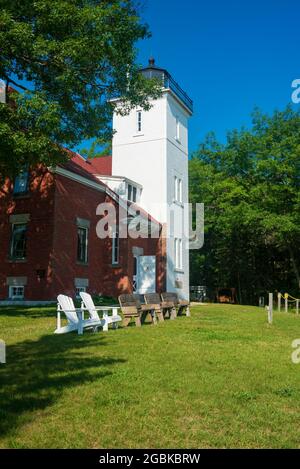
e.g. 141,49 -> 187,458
136,110 -> 142,133
174,176 -> 183,203
178,179 -> 182,203
175,116 -> 180,142
175,238 -> 183,270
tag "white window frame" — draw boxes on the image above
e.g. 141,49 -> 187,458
9,285 -> 25,300
174,176 -> 178,201
75,286 -> 86,299
77,226 -> 88,264
174,176 -> 183,204
112,231 -> 119,265
133,255 -> 138,293
10,222 -> 27,260
136,110 -> 142,133
178,178 -> 182,203
175,238 -> 183,270
127,183 -> 137,203
175,116 -> 180,142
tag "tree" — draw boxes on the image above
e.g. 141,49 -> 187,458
190,107 -> 300,304
0,0 -> 160,179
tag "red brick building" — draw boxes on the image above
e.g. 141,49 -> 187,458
0,153 -> 166,303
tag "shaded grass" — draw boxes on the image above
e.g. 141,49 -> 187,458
1,304 -> 300,448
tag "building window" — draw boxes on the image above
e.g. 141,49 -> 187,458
136,110 -> 142,133
75,286 -> 86,299
174,176 -> 183,203
133,256 -> 138,292
128,183 -> 137,203
77,227 -> 88,263
175,116 -> 180,142
13,169 -> 29,195
10,223 -> 27,259
178,178 -> 182,203
9,285 -> 25,300
175,238 -> 183,270
112,231 -> 119,265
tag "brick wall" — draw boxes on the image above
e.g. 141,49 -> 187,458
0,167 -> 56,300
0,166 -> 166,302
52,173 -> 166,299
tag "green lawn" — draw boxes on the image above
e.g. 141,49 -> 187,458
1,303 -> 300,448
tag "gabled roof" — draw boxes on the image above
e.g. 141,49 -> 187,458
60,150 -> 108,188
57,150 -> 161,228
69,152 -> 112,176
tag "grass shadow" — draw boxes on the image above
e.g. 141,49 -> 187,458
0,332 -> 125,438
0,306 -> 56,319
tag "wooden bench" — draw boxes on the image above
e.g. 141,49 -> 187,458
161,292 -> 191,317
118,294 -> 158,327
144,293 -> 176,321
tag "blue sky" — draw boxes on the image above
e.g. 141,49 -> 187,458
136,0 -> 300,154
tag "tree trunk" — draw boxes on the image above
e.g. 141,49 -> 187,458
289,246 -> 300,289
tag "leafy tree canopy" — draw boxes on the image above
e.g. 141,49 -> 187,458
0,0 -> 161,179
190,107 -> 300,304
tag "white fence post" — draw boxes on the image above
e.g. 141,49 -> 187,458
268,293 -> 273,324
296,299 -> 299,315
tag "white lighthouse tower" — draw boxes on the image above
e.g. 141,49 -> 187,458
112,58 -> 193,299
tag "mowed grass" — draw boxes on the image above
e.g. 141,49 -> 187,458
1,303 -> 300,448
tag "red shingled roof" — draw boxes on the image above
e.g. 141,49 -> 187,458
60,149 -> 112,185
60,150 -> 161,227
69,152 -> 112,176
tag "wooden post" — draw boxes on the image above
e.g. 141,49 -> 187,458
268,293 -> 273,324
285,295 -> 288,313
278,293 -> 281,312
296,299 -> 299,315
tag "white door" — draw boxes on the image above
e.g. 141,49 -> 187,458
137,256 -> 156,294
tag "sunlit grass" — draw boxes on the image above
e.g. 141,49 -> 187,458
1,304 -> 300,448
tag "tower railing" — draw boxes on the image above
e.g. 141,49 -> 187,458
163,73 -> 193,113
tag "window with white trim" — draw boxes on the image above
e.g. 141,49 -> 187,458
77,227 -> 88,263
178,178 -> 182,203
175,238 -> 183,270
10,223 -> 27,259
112,231 -> 119,265
75,286 -> 86,299
175,116 -> 180,142
127,183 -> 137,203
132,256 -> 138,292
174,176 -> 183,203
9,285 -> 25,300
136,110 -> 142,133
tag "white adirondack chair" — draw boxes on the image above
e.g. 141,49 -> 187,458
80,292 -> 122,331
55,294 -> 105,335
